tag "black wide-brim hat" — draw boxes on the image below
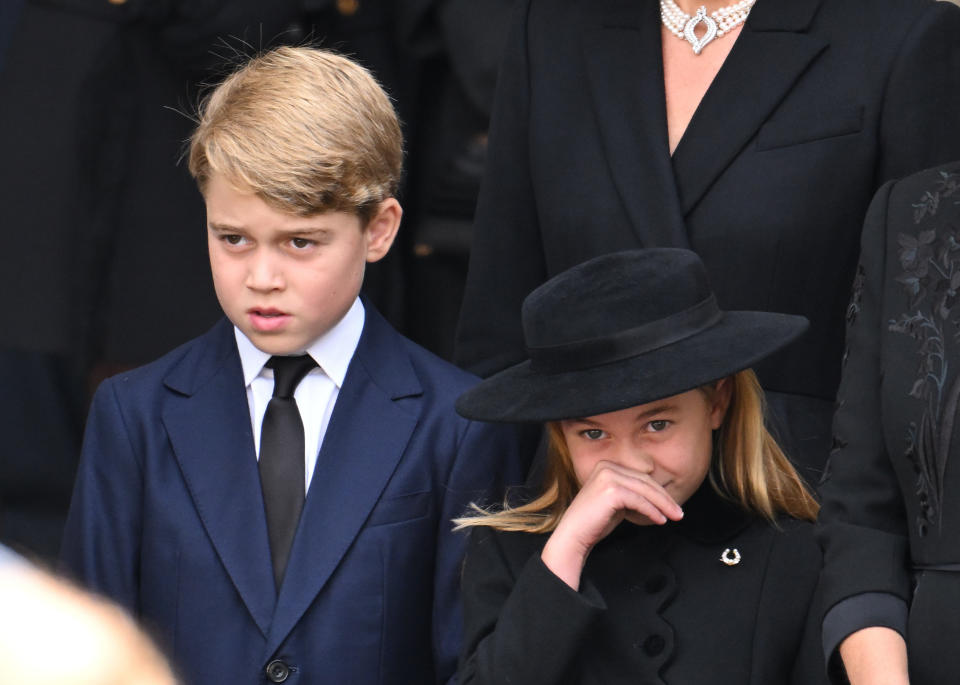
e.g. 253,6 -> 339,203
456,248 -> 808,423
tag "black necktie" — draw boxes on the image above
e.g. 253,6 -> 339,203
259,354 -> 317,589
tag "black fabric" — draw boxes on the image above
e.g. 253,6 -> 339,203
0,348 -> 83,560
453,0 -> 960,475
907,571 -> 960,683
0,0 -> 22,74
527,295 -> 722,373
402,0 -> 517,360
817,161 -> 960,684
458,485 -> 826,684
456,249 -> 807,423
259,355 -> 317,589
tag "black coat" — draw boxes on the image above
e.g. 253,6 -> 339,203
453,0 -> 960,475
817,160 -> 960,685
459,486 -> 826,684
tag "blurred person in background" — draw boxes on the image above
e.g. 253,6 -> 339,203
0,543 -> 178,685
401,0 -> 516,361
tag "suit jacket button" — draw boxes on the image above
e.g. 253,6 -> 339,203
644,574 -> 667,594
643,634 -> 666,657
266,660 -> 290,683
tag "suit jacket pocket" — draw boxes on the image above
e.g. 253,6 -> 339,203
757,104 -> 863,151
366,491 -> 431,527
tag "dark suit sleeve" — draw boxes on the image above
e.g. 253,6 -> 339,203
453,0 -> 548,376
60,379 -> 143,613
434,419 -> 525,684
816,180 -> 911,680
878,0 -> 960,183
458,527 -> 605,685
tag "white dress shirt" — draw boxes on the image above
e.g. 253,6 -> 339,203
234,298 -> 365,493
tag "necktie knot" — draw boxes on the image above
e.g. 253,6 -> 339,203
267,355 -> 318,399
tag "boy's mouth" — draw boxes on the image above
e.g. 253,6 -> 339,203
248,307 -> 290,332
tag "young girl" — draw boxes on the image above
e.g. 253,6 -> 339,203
454,248 -> 826,684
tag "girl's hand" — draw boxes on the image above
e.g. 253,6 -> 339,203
540,460 -> 683,590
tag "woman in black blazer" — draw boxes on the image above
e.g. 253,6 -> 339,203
818,161 -> 960,684
454,0 -> 960,480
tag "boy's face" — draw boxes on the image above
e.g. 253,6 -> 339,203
204,173 -> 399,355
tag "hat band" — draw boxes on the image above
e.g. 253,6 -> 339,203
527,295 -> 723,373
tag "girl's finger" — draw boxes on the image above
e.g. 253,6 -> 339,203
584,462 -> 683,520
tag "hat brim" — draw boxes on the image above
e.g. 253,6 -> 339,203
455,311 -> 808,422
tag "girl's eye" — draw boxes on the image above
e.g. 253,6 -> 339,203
581,428 -> 606,440
647,420 -> 670,432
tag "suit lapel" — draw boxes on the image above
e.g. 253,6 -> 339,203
582,0 -> 689,248
671,0 -> 827,214
161,319 -> 276,637
265,306 -> 421,657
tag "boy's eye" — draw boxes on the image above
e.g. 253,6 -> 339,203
647,420 -> 670,432
290,237 -> 314,249
222,234 -> 247,246
581,428 -> 606,441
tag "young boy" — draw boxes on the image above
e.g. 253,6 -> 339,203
61,47 -> 521,685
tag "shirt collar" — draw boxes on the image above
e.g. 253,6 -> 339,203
234,297 -> 365,388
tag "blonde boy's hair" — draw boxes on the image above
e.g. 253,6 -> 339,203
454,369 -> 819,533
189,46 -> 403,222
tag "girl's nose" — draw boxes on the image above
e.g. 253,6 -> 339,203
620,441 -> 655,474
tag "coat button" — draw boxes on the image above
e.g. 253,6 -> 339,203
644,574 -> 667,594
643,634 -> 666,657
265,660 -> 290,683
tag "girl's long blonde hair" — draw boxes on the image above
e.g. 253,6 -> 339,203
454,369 -> 818,532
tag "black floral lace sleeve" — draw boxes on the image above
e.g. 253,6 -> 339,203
886,170 -> 960,535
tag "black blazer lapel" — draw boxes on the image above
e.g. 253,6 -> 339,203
161,319 -> 276,638
672,0 -> 827,214
265,307 -> 421,657
582,0 -> 689,248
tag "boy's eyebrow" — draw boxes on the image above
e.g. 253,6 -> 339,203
207,221 -> 243,233
207,221 -> 330,236
273,226 -> 331,237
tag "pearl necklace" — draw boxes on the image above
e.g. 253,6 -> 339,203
659,0 -> 757,55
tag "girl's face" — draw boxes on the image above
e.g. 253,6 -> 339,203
559,381 -> 731,516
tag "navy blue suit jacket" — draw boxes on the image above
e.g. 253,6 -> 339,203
62,305 -> 522,684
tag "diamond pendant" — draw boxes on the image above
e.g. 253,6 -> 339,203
683,6 -> 718,55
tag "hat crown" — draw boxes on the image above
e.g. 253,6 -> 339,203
456,247 -> 807,422
522,249 -> 713,350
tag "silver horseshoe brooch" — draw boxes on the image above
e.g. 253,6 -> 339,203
720,548 -> 741,566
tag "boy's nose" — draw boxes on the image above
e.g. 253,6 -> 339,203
246,250 -> 285,291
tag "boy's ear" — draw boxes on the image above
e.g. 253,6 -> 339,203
364,198 -> 402,263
